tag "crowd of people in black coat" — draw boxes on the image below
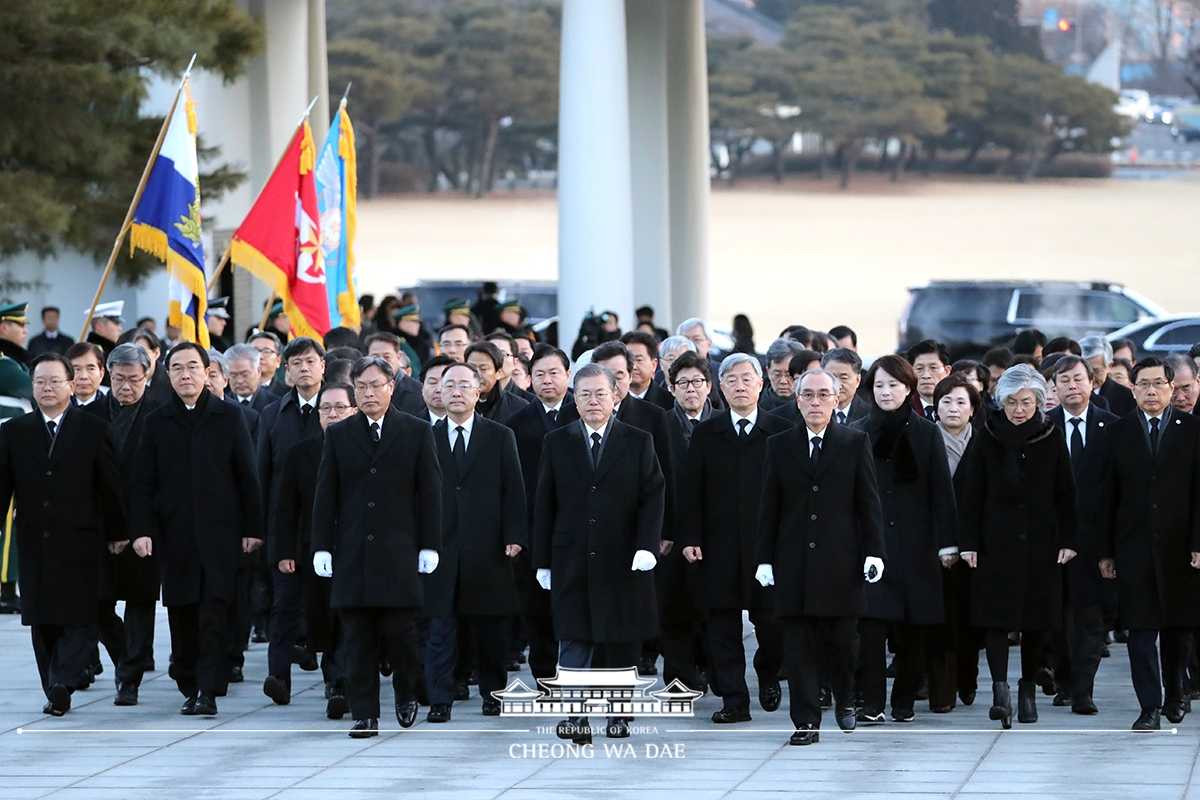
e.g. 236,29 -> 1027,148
3,302 -> 1200,746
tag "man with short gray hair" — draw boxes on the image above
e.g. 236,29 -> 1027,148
1166,354 -> 1198,415
1081,335 -> 1135,417
225,343 -> 274,412
677,317 -> 723,378
761,338 -> 806,412
657,336 -> 696,382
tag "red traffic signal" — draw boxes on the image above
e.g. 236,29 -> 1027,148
1057,19 -> 1072,32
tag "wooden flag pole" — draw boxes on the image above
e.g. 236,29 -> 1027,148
81,54 -> 197,340
206,246 -> 231,292
259,290 -> 277,332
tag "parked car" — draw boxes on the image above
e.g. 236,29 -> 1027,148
898,280 -> 1165,361
1106,314 -> 1200,359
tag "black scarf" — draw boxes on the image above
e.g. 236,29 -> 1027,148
476,382 -> 502,416
870,401 -> 919,483
986,409 -> 1052,485
109,395 -> 141,453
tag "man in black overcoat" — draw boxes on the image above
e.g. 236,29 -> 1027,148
130,343 -> 263,716
681,353 -> 790,723
0,353 -> 126,715
311,357 -> 443,738
755,367 -> 886,746
533,363 -> 665,744
1099,356 -> 1200,731
1047,355 -> 1118,715
424,362 -> 526,723
506,346 -> 578,680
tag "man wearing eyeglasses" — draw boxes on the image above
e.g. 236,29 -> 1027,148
0,353 -> 127,716
755,368 -> 885,746
1099,356 -> 1200,731
423,362 -> 526,724
130,342 -> 263,717
249,332 -> 288,397
312,356 -> 442,738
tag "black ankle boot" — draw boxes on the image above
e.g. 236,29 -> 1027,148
989,681 -> 1012,729
1017,679 -> 1038,723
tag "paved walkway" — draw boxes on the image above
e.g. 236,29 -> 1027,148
1,609 -> 1196,799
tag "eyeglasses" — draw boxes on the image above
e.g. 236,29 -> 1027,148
168,362 -> 206,374
1002,397 -> 1038,409
798,390 -> 836,402
354,380 -> 391,394
674,377 -> 708,389
442,381 -> 479,393
318,403 -> 353,415
111,375 -> 146,387
575,390 -> 611,402
255,347 -> 277,357
1135,379 -> 1171,390
33,378 -> 69,389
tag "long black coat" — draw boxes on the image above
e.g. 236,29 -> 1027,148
312,408 -> 442,609
132,391 -> 263,607
755,421 -> 886,618
679,410 -> 791,610
478,384 -> 527,424
615,395 -> 676,541
142,373 -> 175,408
391,373 -> 428,418
424,416 -> 526,617
271,435 -> 323,566
1048,404 -> 1120,607
231,386 -> 277,414
105,396 -> 160,603
640,381 -> 674,412
1098,377 -> 1136,419
533,419 -> 665,643
958,412 -> 1077,631
0,407 -> 125,626
258,388 -> 322,533
1100,407 -> 1200,629
507,396 -> 579,617
850,411 -> 957,624
659,404 -> 711,622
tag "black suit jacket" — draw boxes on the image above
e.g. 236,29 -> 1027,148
478,384 -> 528,424
1098,376 -> 1136,418
680,409 -> 791,610
533,418 -> 664,642
262,375 -> 290,397
272,435 -> 322,566
1049,403 -> 1119,607
0,406 -> 125,626
73,394 -> 111,421
1100,407 -> 1200,629
105,395 -> 160,603
638,381 -> 674,412
132,390 -> 263,607
232,386 -> 277,414
27,331 -> 74,358
258,388 -> 323,539
391,373 -> 428,418
615,395 -> 676,540
142,373 -> 175,408
424,416 -> 526,617
312,408 -> 442,608
755,421 -> 886,618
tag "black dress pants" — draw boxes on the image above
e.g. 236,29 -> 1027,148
341,606 -> 419,720
523,613 -> 558,680
859,619 -> 925,713
1128,627 -> 1193,710
426,614 -> 509,707
168,597 -> 231,698
706,608 -> 784,710
228,564 -> 255,669
782,615 -> 858,729
1054,603 -> 1106,701
32,624 -> 93,698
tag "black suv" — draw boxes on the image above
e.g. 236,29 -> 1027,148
898,281 -> 1165,360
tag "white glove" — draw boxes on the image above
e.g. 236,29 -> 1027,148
418,549 -> 439,574
755,564 -> 775,587
313,551 -> 333,578
536,569 -> 551,590
631,550 -> 657,571
864,556 -> 884,584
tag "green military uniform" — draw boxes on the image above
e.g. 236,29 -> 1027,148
391,304 -> 423,379
0,302 -> 31,596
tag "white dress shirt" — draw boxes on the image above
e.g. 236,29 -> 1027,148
449,413 -> 475,450
731,407 -> 759,435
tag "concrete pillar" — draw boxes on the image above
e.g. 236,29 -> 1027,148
308,0 -> 330,142
626,0 -> 672,327
557,0 -> 635,350
665,0 -> 711,330
254,0 -> 309,192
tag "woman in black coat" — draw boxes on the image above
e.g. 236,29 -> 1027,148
959,364 -> 1077,728
850,355 -> 958,723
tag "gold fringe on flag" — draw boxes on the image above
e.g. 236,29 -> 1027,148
230,238 -> 323,342
336,105 -> 360,326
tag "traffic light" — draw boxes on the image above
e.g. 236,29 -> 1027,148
1057,19 -> 1072,32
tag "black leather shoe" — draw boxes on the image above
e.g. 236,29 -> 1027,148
989,681 -> 1013,729
836,706 -> 856,731
819,686 -> 832,709
856,707 -> 885,723
930,703 -> 953,714
557,716 -> 592,745
759,679 -> 782,713
891,707 -> 915,723
228,665 -> 244,683
180,695 -> 197,715
75,667 -> 94,691
1113,629 -> 1128,643
959,687 -> 976,706
1034,666 -> 1055,697
297,650 -> 319,672
482,699 -> 502,716
1164,700 -> 1186,724
711,705 -> 752,724
606,717 -> 630,738
789,726 -> 819,746
47,684 -> 71,716
638,656 -> 658,676
251,627 -> 268,644
92,661 -> 104,677
427,703 -> 452,723
263,676 -> 290,705
397,699 -> 419,728
114,683 -> 138,706
1133,707 -> 1161,731
1072,695 -> 1098,715
349,718 -> 379,738
327,693 -> 349,720
453,682 -> 470,701
1100,643 -> 1111,658
1052,690 -> 1072,707
195,694 -> 218,716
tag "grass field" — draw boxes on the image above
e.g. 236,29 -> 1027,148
355,172 -> 1200,357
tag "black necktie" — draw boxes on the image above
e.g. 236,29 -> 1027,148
836,410 -> 847,425
689,418 -> 699,430
46,419 -> 58,446
453,425 -> 467,469
811,436 -> 822,466
547,409 -> 558,424
924,405 -> 935,419
241,397 -> 250,406
1069,418 -> 1084,469
737,418 -> 750,439
1150,417 -> 1160,456
591,431 -> 602,468
301,404 -> 312,426
370,421 -> 381,442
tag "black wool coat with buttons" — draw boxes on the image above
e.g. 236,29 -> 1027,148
1099,407 -> 1200,630
850,411 -> 958,625
422,415 -> 526,618
311,407 -> 442,609
957,411 -> 1077,631
532,418 -> 665,643
754,421 -> 886,619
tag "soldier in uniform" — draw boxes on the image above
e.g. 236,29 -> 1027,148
0,302 -> 32,614
85,301 -> 124,364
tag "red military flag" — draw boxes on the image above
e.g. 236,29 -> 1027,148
230,121 -> 331,339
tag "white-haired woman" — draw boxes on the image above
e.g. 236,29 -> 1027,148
958,364 -> 1078,728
